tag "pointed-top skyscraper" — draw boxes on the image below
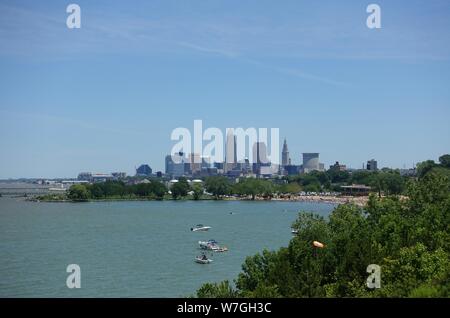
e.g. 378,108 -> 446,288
282,138 -> 290,166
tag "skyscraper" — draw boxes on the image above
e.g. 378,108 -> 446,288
302,153 -> 320,173
252,142 -> 270,174
282,138 -> 290,166
225,130 -> 237,172
165,152 -> 188,177
367,159 -> 378,171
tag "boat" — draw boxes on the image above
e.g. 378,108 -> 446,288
195,254 -> 213,264
291,229 -> 299,235
191,224 -> 211,232
214,246 -> 229,253
199,239 -> 220,250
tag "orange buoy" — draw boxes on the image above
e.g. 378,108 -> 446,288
312,241 -> 325,248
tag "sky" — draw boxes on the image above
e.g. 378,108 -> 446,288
0,0 -> 449,178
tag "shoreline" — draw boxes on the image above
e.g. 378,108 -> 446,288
21,194 -> 370,206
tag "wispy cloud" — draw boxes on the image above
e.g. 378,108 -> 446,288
0,110 -> 148,137
1,1 -> 449,63
178,41 -> 238,58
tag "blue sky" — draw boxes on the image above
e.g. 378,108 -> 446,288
0,0 -> 449,178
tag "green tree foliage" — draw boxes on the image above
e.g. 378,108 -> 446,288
191,183 -> 204,200
327,169 -> 350,184
234,178 -> 274,200
439,154 -> 450,168
370,171 -> 405,197
204,176 -> 230,199
171,177 -> 189,199
67,180 -> 167,201
196,280 -> 239,298
279,182 -> 302,194
417,160 -> 436,179
196,167 -> 450,298
67,184 -> 90,201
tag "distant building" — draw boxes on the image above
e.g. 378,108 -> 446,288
341,184 -> 372,196
165,152 -> 188,177
112,172 -> 127,179
330,161 -> 347,171
77,172 -> 113,182
78,172 -> 92,181
236,158 -> 251,174
91,173 -> 113,183
252,142 -> 270,174
285,165 -> 300,176
225,131 -> 237,172
366,159 -> 378,171
281,138 -> 290,167
190,153 -> 202,175
259,166 -> 274,178
399,168 -> 416,177
136,164 -> 152,176
198,167 -> 218,177
302,153 -> 320,173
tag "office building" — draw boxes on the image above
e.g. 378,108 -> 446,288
165,152 -> 189,177
136,164 -> 152,176
225,131 -> 237,172
282,138 -> 290,166
302,153 -> 320,173
367,159 -> 378,171
329,162 -> 347,171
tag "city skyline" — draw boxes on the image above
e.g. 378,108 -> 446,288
0,0 -> 449,178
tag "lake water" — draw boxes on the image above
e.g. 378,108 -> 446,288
0,197 -> 335,297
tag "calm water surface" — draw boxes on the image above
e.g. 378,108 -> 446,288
0,197 -> 335,297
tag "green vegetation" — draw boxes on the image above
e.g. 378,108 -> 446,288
191,183 -> 204,200
38,180 -> 169,202
195,158 -> 450,298
285,168 -> 407,195
68,184 -> 90,201
204,176 -> 231,199
233,178 -> 274,200
171,177 -> 190,200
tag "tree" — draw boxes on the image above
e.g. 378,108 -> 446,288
196,280 -> 238,298
234,178 -> 273,200
68,184 -> 90,201
197,171 -> 450,298
204,176 -> 230,199
438,154 -> 450,168
370,171 -> 405,197
151,182 -> 167,200
279,182 -> 302,194
171,178 -> 189,199
416,160 -> 436,178
191,183 -> 204,200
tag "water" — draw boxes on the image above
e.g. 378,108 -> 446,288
0,197 -> 335,297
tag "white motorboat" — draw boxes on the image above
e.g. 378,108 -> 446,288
199,239 -> 220,250
195,255 -> 213,264
291,229 -> 299,235
214,246 -> 229,253
191,224 -> 212,232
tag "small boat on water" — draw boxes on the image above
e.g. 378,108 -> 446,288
214,246 -> 229,253
195,254 -> 213,264
291,229 -> 299,235
199,239 -> 220,250
191,224 -> 211,232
